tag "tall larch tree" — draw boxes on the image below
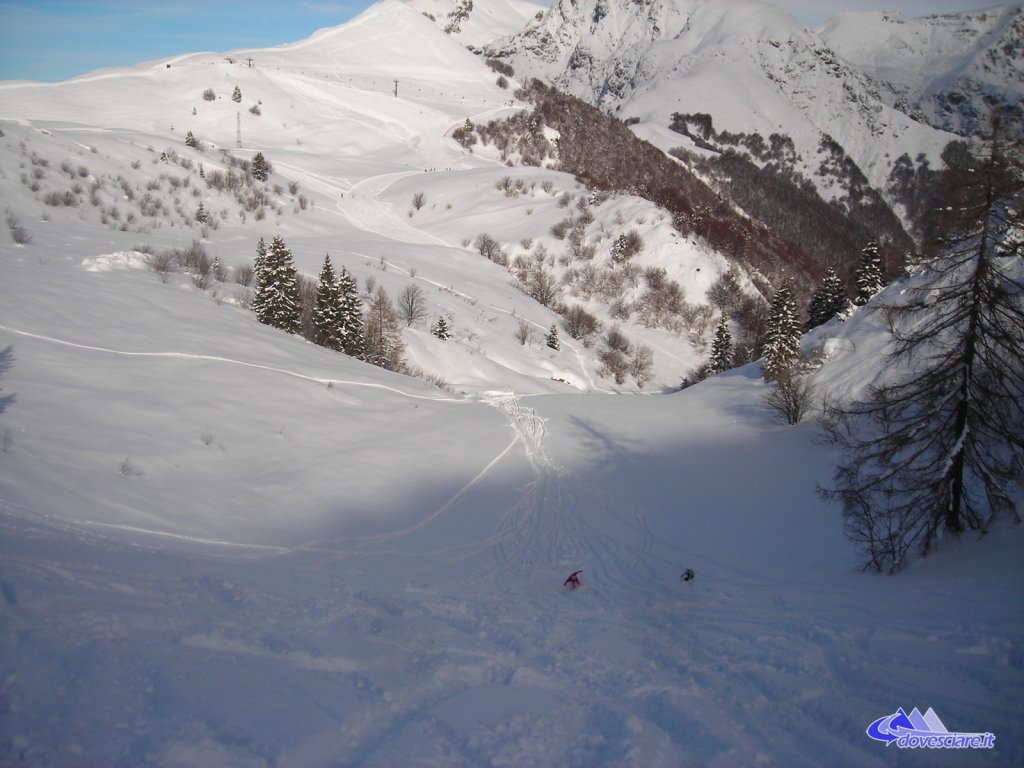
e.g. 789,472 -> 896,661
363,286 -> 405,372
821,113 -> 1024,573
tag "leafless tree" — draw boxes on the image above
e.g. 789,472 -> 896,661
763,370 -> 814,425
397,283 -> 429,327
515,319 -> 534,346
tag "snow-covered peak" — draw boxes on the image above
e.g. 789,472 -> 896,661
234,0 -> 490,83
401,0 -> 550,47
818,3 -> 1024,136
485,0 -> 953,194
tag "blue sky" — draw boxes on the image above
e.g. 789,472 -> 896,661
0,0 -> 1006,82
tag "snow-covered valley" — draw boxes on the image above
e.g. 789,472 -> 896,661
1,1 -> 1021,765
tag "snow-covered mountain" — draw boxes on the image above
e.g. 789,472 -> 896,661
483,0 -> 1021,197
819,4 -> 1024,138
1,1 -> 1021,765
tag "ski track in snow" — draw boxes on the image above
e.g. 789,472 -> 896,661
6,323 -> 1016,765
484,392 -> 657,591
0,323 -> 466,404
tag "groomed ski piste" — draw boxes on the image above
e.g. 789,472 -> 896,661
1,2 -> 1021,765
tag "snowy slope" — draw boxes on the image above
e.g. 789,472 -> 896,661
1,0 -> 727,395
1,1 -> 1022,765
819,4 -> 1024,137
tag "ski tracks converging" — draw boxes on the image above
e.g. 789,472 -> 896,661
484,393 -> 656,589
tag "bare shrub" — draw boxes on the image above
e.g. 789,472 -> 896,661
146,250 -> 177,283
474,233 -> 507,266
550,219 -> 571,240
521,266 -> 560,307
119,458 -> 143,477
43,190 -> 78,207
412,192 -> 426,211
629,344 -> 654,388
406,366 -> 451,392
202,88 -> 216,101
234,263 -> 254,287
598,325 -> 632,384
515,319 -> 534,345
560,304 -> 602,345
496,176 -> 527,198
5,209 -> 31,244
763,370 -> 814,425
637,268 -> 687,328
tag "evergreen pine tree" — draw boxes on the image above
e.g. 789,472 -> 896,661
611,234 -> 628,264
806,268 -> 849,329
336,267 -> 364,358
258,235 -> 300,334
185,131 -> 198,149
432,316 -> 451,340
762,281 -> 802,381
546,324 -> 560,351
251,237 -> 268,319
853,240 -> 883,306
232,85 -> 242,103
707,314 -> 733,376
313,254 -> 343,350
251,152 -> 271,182
195,202 -> 208,224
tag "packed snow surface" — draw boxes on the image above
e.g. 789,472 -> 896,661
1,1 -> 1021,765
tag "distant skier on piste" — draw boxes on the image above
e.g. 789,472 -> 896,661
681,568 -> 695,582
563,570 -> 582,589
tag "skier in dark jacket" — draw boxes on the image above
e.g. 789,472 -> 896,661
564,570 -> 582,588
